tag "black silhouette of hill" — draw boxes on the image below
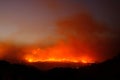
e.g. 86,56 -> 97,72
0,54 -> 120,80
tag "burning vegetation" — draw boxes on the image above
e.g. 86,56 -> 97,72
23,43 -> 95,64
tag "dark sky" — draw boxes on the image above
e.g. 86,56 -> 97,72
0,0 -> 119,62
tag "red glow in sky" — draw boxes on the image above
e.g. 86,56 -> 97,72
0,0 -> 119,67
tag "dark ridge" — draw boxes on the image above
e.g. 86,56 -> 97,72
0,53 -> 120,80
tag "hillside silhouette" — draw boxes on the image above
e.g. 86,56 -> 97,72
0,54 -> 120,80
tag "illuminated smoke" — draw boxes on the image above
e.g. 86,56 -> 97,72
56,13 -> 120,62
0,1 -> 119,65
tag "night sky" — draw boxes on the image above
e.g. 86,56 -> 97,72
0,0 -> 120,63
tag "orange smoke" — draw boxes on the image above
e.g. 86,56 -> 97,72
0,12 -> 119,67
0,43 -> 11,59
56,13 -> 119,62
0,13 -> 114,64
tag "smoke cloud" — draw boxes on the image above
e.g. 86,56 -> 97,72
0,0 -> 119,63
56,12 -> 120,61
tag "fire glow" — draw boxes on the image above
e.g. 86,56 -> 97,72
23,41 -> 95,64
26,57 -> 93,63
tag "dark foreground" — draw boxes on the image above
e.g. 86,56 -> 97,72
0,55 -> 120,80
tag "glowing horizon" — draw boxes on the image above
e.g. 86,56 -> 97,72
0,0 -> 119,65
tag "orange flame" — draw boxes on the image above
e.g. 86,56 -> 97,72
23,41 -> 95,64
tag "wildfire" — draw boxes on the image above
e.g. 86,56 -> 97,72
26,57 -> 79,63
80,57 -> 93,63
25,56 -> 94,64
0,41 -> 96,64
23,43 -> 95,64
